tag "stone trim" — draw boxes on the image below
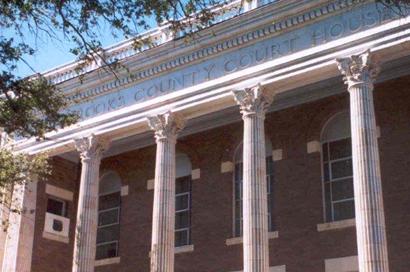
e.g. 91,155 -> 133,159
324,255 -> 358,272
225,231 -> 279,246
45,184 -> 73,201
42,231 -> 69,244
307,140 -> 321,153
94,256 -> 121,267
147,179 -> 155,190
231,264 -> 286,272
191,169 -> 201,180
121,185 -> 129,196
272,149 -> 283,161
317,218 -> 355,232
175,244 -> 194,254
221,161 -> 234,173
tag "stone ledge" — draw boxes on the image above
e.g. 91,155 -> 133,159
95,256 -> 121,267
45,184 -> 73,201
42,231 -> 69,244
225,231 -> 279,246
317,218 -> 355,232
175,244 -> 194,254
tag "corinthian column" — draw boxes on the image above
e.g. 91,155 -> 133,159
232,85 -> 274,272
73,135 -> 110,272
337,51 -> 389,272
148,112 -> 185,272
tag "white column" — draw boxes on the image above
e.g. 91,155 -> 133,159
233,85 -> 274,272
1,178 -> 38,272
337,51 -> 389,272
73,135 -> 110,272
147,112 -> 185,272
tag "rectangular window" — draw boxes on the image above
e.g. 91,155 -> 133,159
323,138 -> 354,222
96,191 -> 121,260
175,176 -> 192,247
234,156 -> 275,237
47,197 -> 67,217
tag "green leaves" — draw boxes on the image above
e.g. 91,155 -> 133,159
0,148 -> 50,189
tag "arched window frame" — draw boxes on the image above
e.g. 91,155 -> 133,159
320,111 -> 355,223
96,171 -> 122,260
232,139 -> 275,237
175,153 -> 192,247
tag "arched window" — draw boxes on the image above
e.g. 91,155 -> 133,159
234,139 -> 275,237
175,153 -> 192,247
321,112 -> 354,222
96,171 -> 121,260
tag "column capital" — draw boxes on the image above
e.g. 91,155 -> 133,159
336,50 -> 380,89
74,134 -> 110,162
232,84 -> 274,118
147,112 -> 185,141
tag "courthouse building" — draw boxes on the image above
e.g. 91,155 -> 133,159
1,0 -> 410,271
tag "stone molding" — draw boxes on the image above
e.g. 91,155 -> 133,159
307,140 -> 321,154
272,149 -> 283,161
221,161 -> 234,173
174,244 -> 194,254
66,0 -> 363,104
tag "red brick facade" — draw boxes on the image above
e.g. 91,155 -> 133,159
31,75 -> 410,272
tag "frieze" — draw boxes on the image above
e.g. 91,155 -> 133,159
68,0 -> 400,120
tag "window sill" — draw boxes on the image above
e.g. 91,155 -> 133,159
175,244 -> 194,254
95,256 -> 121,267
225,231 -> 279,246
42,231 -> 69,244
317,218 -> 355,232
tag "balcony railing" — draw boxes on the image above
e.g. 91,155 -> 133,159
42,0 -> 279,85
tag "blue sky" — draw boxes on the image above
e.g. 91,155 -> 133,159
3,18 -> 157,78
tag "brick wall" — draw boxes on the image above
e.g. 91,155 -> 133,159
31,75 -> 410,272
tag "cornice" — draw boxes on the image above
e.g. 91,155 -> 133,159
65,0 -> 366,104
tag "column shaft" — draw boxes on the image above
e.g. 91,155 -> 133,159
233,85 -> 274,272
337,52 -> 389,272
243,113 -> 269,272
148,112 -> 184,272
73,135 -> 109,272
151,136 -> 176,272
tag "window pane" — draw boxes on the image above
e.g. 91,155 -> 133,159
98,208 -> 120,226
325,183 -> 332,222
329,138 -> 351,160
175,230 -> 188,247
175,211 -> 189,229
96,242 -> 118,260
47,198 -> 65,216
99,192 -> 121,211
176,176 -> 190,193
332,178 -> 354,201
97,225 -> 120,243
333,200 -> 355,221
323,163 -> 330,182
322,143 -> 328,161
176,194 -> 189,211
331,159 -> 352,179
